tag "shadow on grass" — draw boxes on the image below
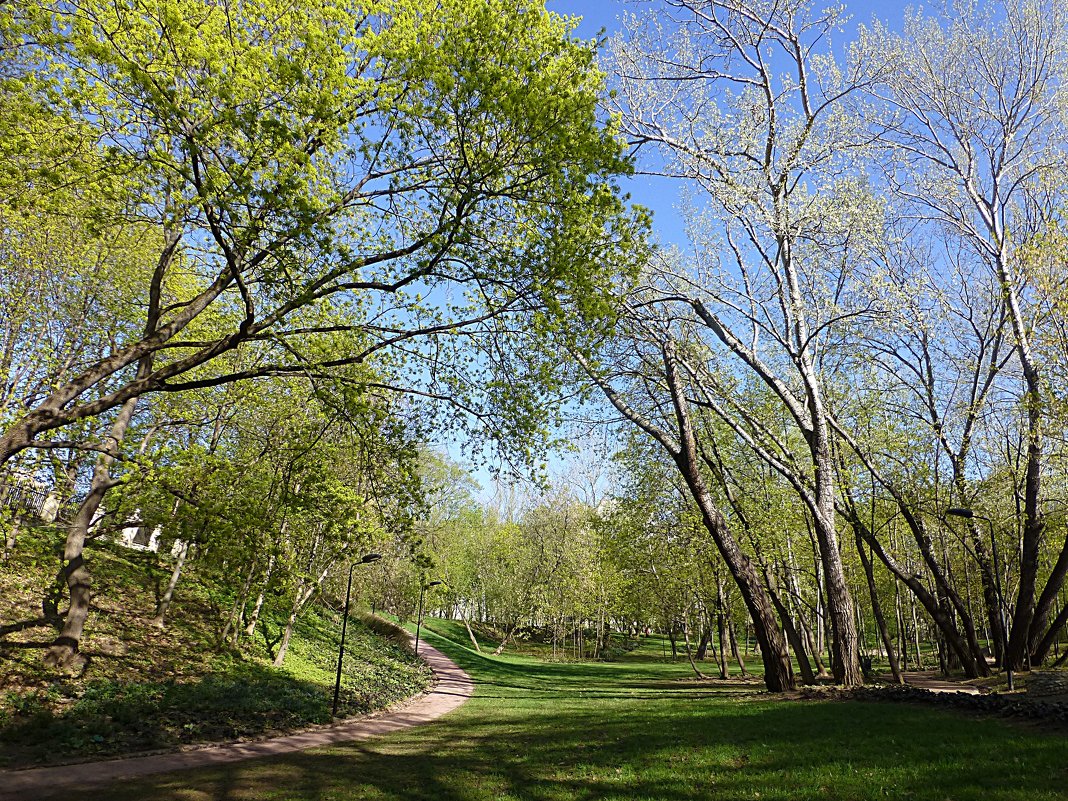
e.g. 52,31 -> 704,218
0,663 -> 331,768
82,689 -> 1068,801
419,625 -> 755,703
70,623 -> 1068,801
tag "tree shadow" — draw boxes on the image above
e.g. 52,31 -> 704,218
0,616 -> 61,638
0,663 -> 336,769
50,688 -> 1068,801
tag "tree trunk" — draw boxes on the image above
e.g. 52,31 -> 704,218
857,534 -> 902,683
244,554 -> 275,638
273,546 -> 335,666
4,515 -> 20,562
847,504 -> 985,677
1053,645 -> 1068,668
782,239 -> 861,686
695,622 -> 711,661
1031,602 -> 1068,666
273,576 -> 316,668
770,584 -> 814,685
895,582 -> 908,670
809,504 -> 862,685
44,394 -> 140,671
221,559 -> 256,645
151,539 -> 189,628
998,248 -> 1044,673
715,579 -> 729,679
782,533 -> 826,680
677,474 -> 793,690
573,343 -> 794,691
959,514 -> 1007,665
682,613 -> 705,679
835,428 -> 990,677
908,516 -> 985,672
768,536 -> 819,682
461,610 -> 482,653
728,617 -> 749,677
40,230 -> 182,669
493,619 -> 521,656
1030,536 -> 1068,664
273,603 -> 299,667
911,594 -> 924,670
663,345 -> 793,691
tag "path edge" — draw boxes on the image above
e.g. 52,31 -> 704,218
0,638 -> 472,800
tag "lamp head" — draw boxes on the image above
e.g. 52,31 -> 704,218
946,508 -> 974,519
360,553 -> 382,563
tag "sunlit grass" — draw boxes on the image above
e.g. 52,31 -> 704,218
82,620 -> 1068,801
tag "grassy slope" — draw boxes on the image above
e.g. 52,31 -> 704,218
0,532 -> 431,767
81,620 -> 1068,801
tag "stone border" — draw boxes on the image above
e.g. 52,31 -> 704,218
798,683 -> 1068,729
0,640 -> 472,800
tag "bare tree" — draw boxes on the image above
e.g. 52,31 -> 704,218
605,0 -> 889,685
860,0 -> 1068,670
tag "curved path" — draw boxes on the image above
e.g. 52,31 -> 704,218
0,640 -> 472,800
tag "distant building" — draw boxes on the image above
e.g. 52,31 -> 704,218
0,472 -> 54,521
113,509 -> 163,551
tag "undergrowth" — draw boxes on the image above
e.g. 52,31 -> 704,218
0,525 -> 432,768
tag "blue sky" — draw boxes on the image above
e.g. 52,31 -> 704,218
543,0 -> 916,252
460,0 -> 918,501
546,0 -> 912,42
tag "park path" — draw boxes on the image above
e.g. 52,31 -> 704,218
900,670 -> 981,694
0,639 -> 472,800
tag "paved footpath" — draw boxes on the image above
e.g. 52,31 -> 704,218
0,640 -> 472,800
900,670 -> 981,694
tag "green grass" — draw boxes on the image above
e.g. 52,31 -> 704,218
0,532 -> 431,767
74,620 -> 1068,801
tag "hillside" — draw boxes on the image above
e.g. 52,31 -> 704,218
0,526 -> 431,769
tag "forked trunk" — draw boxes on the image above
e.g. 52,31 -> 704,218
492,619 -> 521,656
45,395 -> 139,671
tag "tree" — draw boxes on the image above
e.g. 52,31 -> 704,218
602,0 -> 884,685
859,0 -> 1068,670
0,0 -> 638,462
2,0 -> 641,669
603,434 -> 758,678
572,333 -> 795,691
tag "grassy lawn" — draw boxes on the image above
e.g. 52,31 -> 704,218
67,620 -> 1068,801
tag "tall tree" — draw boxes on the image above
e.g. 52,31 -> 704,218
860,0 -> 1068,670
573,334 -> 795,692
0,0 -> 640,461
2,0 -> 640,669
604,0 -> 883,684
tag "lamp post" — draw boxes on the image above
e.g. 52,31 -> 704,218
946,508 -> 1013,690
332,552 -> 382,717
414,579 -> 444,655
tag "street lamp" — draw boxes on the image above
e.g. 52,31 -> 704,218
414,579 -> 445,655
332,552 -> 382,717
946,507 -> 1013,691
